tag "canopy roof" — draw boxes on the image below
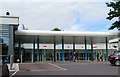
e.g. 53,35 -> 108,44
15,30 -> 118,44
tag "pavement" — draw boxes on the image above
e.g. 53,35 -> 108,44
10,61 -> 120,77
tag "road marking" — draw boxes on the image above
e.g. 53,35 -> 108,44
10,71 -> 18,77
10,63 -> 19,77
48,63 -> 67,70
30,69 -> 62,71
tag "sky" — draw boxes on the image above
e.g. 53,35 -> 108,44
0,0 -> 118,32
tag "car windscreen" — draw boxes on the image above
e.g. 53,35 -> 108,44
113,51 -> 120,56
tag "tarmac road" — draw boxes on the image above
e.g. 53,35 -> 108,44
12,62 -> 120,77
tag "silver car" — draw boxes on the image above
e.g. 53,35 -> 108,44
108,50 -> 120,66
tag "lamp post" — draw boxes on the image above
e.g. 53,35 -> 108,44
118,14 -> 120,77
118,16 -> 120,51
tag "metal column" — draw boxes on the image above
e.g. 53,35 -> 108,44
46,49 -> 47,61
8,25 -> 14,70
43,49 -> 46,61
0,36 -> 2,56
59,53 -> 60,61
37,36 -> 40,62
33,41 -> 35,62
105,37 -> 108,61
73,37 -> 76,62
118,16 -> 120,51
32,41 -> 35,63
84,37 -> 87,62
62,36 -> 64,63
102,49 -> 104,61
91,37 -> 94,61
18,39 -> 22,63
54,36 -> 56,62
31,50 -> 33,63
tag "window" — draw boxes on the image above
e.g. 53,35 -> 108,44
0,24 -> 10,55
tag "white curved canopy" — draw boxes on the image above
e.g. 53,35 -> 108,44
15,30 -> 118,44
15,30 -> 117,37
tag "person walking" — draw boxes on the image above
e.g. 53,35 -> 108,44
99,52 -> 103,61
97,53 -> 99,61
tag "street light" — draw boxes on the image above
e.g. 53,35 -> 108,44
118,16 -> 120,51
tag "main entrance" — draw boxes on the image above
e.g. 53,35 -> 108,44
14,48 -> 115,63
20,49 -> 112,63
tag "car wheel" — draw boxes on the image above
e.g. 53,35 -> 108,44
115,60 -> 120,66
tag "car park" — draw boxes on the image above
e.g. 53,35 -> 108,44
108,50 -> 120,66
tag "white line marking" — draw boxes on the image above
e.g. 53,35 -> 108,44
10,63 -> 19,77
10,71 -> 18,77
30,69 -> 61,71
48,63 -> 67,70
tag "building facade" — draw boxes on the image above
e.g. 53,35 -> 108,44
0,16 -> 118,65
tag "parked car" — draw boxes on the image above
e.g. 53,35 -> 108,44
108,50 -> 120,66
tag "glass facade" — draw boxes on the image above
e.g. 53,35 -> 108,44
0,24 -> 10,64
21,48 -> 114,63
0,24 -> 9,55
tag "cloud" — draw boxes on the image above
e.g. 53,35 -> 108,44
0,1 -> 113,31
64,24 -> 85,31
74,2 -> 109,23
0,0 -> 113,2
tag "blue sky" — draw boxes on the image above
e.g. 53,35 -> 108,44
0,0 -> 118,32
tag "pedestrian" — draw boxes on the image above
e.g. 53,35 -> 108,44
97,53 -> 99,61
73,52 -> 76,62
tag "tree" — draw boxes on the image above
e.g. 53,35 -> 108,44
106,0 -> 120,30
51,27 -> 61,31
